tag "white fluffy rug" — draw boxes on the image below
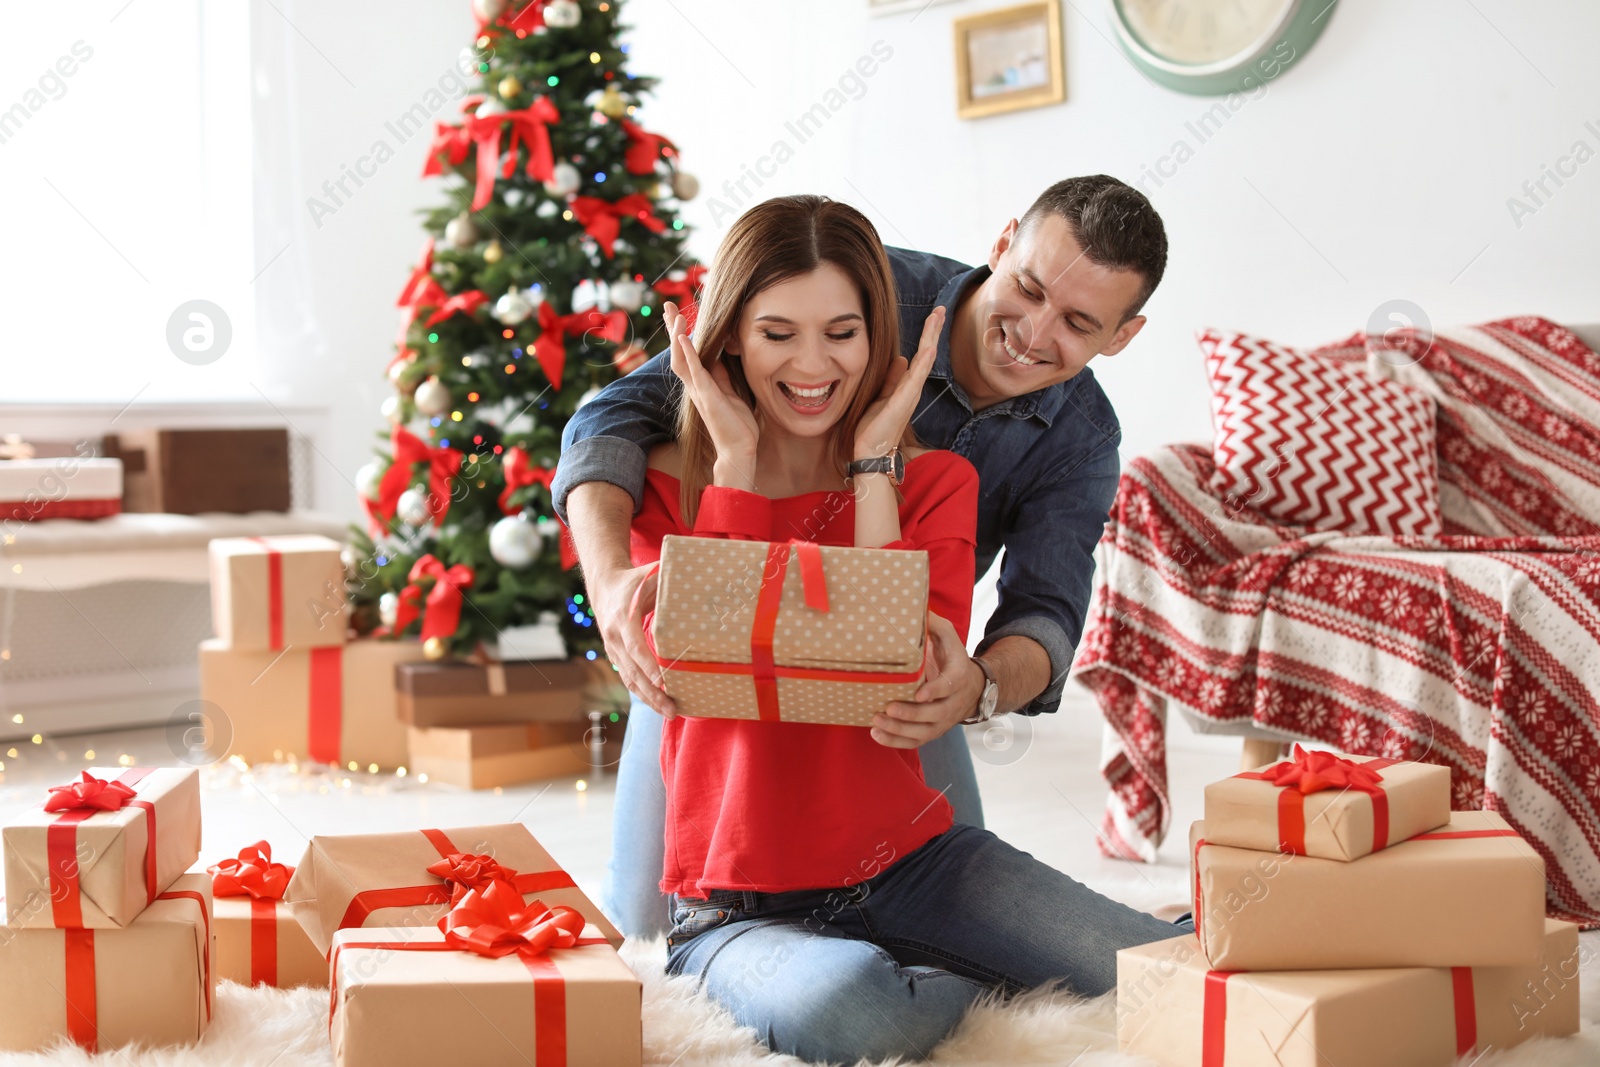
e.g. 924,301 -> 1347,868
1,932 -> 1596,1067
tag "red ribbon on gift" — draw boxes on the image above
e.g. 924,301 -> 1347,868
307,645 -> 344,766
375,426 -> 464,525
427,852 -> 520,903
209,841 -> 294,986
1235,745 -> 1398,855
245,537 -> 286,649
532,302 -> 628,391
619,119 -> 675,175
569,193 -> 665,259
654,265 -> 706,329
156,888 -> 214,1022
45,768 -> 157,928
392,555 -> 475,643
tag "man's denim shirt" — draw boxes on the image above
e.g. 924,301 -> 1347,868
551,246 -> 1123,715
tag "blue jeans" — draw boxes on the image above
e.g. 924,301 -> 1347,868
604,695 -> 985,938
665,823 -> 1193,1064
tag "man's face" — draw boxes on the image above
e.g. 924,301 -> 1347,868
963,213 -> 1148,402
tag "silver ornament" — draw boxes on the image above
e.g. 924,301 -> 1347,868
543,161 -> 580,197
608,278 -> 646,312
413,377 -> 452,416
444,213 -> 480,249
380,395 -> 402,422
378,591 -> 399,628
672,171 -> 700,201
396,487 -> 433,527
471,0 -> 508,21
489,514 -> 543,568
356,460 -> 385,502
543,0 -> 581,29
493,287 -> 534,326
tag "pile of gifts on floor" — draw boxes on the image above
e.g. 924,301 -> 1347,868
0,765 -> 641,1062
199,534 -> 602,788
1119,746 -> 1583,1066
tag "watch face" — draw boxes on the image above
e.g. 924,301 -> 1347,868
1115,0 -> 1295,65
891,449 -> 905,485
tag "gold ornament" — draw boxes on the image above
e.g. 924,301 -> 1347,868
644,181 -> 661,199
476,34 -> 492,50
483,239 -> 504,264
498,74 -> 523,101
596,84 -> 628,119
423,636 -> 448,661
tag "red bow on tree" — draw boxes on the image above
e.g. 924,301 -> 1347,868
393,554 -> 475,642
438,878 -> 585,960
424,95 -> 562,212
394,238 -> 446,354
569,194 -> 666,258
654,264 -> 707,329
532,303 -> 628,391
477,0 -> 546,35
1263,745 -> 1387,795
424,289 -> 490,328
426,852 -> 519,904
374,427 -> 464,526
43,772 -> 137,814
499,446 -> 556,516
619,119 -> 676,176
208,841 -> 294,901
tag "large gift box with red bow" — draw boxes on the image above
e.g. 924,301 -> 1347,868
284,822 -> 623,956
209,534 -> 348,651
0,872 -> 214,1053
1117,919 -> 1580,1067
1202,746 -> 1451,861
651,535 -> 930,727
205,841 -> 326,988
199,636 -> 426,768
3,766 -> 201,929
329,881 -> 640,1067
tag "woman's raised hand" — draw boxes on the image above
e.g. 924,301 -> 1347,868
663,302 -> 760,484
854,306 -> 945,460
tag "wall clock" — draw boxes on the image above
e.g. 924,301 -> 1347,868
1109,0 -> 1337,96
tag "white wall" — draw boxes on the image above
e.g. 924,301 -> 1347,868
255,0 -> 1600,519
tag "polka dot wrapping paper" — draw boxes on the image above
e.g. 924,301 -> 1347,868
651,535 -> 930,727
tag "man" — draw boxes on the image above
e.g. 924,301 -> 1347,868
552,174 -> 1168,936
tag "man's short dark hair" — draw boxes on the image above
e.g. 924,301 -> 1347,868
1017,175 -> 1168,322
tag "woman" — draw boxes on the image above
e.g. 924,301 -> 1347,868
631,195 -> 1186,1064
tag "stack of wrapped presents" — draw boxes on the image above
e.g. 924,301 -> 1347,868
0,767 -> 211,1053
1119,747 -> 1583,1066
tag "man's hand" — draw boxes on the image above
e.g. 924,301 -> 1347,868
870,611 -> 982,749
588,558 -> 677,718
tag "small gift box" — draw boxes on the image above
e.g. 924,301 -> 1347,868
1203,746 -> 1451,861
3,767 -> 202,929
330,880 -> 641,1067
0,872 -> 214,1053
199,636 -> 427,769
285,822 -> 623,956
209,534 -> 348,650
394,658 -> 592,728
0,456 -> 122,522
1192,811 -> 1547,971
407,721 -> 592,790
1117,920 -> 1580,1067
206,841 -> 326,989
652,535 -> 928,727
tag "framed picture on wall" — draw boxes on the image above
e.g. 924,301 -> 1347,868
953,2 -> 1065,119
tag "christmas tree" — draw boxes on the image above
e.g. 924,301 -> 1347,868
346,0 -> 703,663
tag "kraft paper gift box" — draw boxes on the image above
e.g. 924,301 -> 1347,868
285,822 -> 624,956
0,872 -> 214,1053
1191,810 -> 1547,971
3,766 -> 201,929
329,918 -> 641,1067
1203,746 -> 1451,861
1117,920 -> 1581,1067
205,841 -> 326,989
394,657 -> 591,727
209,534 -> 348,650
0,455 -> 122,521
651,534 -> 929,727
407,721 -> 591,789
199,636 -> 427,769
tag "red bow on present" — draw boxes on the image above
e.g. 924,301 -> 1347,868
654,264 -> 707,329
569,194 -> 666,258
532,302 -> 628,390
499,446 -> 556,516
394,554 -> 475,642
426,852 -> 519,903
1262,745 -> 1387,795
438,878 -> 585,960
44,772 -> 137,814
375,427 -> 464,525
619,119 -> 676,176
208,841 -> 294,901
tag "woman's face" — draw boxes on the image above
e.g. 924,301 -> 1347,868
723,263 -> 871,441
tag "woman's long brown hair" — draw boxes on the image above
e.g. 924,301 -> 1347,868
676,195 -> 903,527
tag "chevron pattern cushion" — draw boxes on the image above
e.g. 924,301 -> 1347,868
1200,329 -> 1442,537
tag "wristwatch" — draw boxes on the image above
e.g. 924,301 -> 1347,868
961,655 -> 1000,725
847,447 -> 904,487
